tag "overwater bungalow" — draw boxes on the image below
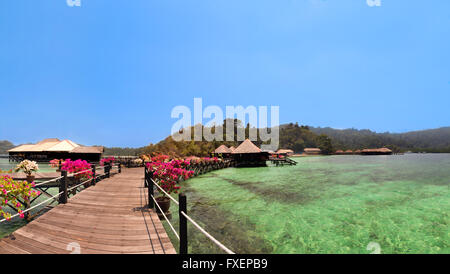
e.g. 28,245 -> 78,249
344,149 -> 354,155
232,139 -> 269,167
360,148 -> 393,155
303,148 -> 322,155
8,138 -> 103,162
335,150 -> 344,155
276,149 -> 294,156
213,145 -> 233,158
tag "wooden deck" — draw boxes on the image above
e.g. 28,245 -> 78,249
0,172 -> 61,181
0,168 -> 176,254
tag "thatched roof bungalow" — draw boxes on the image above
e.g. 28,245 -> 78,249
232,139 -> 269,167
360,148 -> 393,155
276,149 -> 294,156
303,148 -> 322,155
213,145 -> 233,158
8,138 -> 103,162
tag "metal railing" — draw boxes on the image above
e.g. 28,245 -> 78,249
144,166 -> 235,254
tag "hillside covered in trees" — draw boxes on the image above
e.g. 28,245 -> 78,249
140,120 -> 333,157
5,125 -> 449,157
0,140 -> 14,154
309,126 -> 450,153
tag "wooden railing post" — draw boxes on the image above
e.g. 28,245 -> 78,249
179,193 -> 188,254
92,165 -> 96,185
59,170 -> 68,204
118,164 -> 121,173
147,168 -> 154,209
104,163 -> 110,178
144,166 -> 148,187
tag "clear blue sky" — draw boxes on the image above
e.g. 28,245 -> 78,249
1,0 -> 449,147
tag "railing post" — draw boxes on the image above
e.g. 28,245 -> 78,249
104,163 -> 110,178
92,165 -> 96,186
144,166 -> 148,187
179,193 -> 188,254
118,164 -> 121,173
147,169 -> 154,209
59,170 -> 68,204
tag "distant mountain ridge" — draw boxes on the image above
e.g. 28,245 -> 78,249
308,126 -> 450,152
0,140 -> 14,154
4,126 -> 450,156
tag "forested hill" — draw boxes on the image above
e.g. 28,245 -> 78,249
141,121 -> 333,156
309,126 -> 450,152
0,140 -> 14,154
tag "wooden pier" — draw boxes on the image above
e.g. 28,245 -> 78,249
269,157 -> 297,166
0,168 -> 176,254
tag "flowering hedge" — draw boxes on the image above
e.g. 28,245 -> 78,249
0,175 -> 40,221
49,159 -> 64,168
146,157 -> 194,196
61,159 -> 93,180
0,168 -> 12,174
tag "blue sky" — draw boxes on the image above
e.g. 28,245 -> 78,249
0,0 -> 449,147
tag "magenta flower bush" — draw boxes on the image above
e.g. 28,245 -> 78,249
100,157 -> 116,166
146,158 -> 194,196
49,159 -> 64,168
61,159 -> 93,180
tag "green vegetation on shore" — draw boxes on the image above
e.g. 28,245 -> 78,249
310,126 -> 450,153
0,140 -> 14,154
4,125 -> 450,157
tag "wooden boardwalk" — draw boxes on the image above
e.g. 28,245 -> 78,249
0,168 -> 176,254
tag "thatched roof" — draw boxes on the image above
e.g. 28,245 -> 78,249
276,149 -> 294,154
71,146 -> 104,154
214,145 -> 232,154
229,146 -> 236,152
361,148 -> 392,153
8,139 -> 103,154
46,140 -> 79,152
232,139 -> 261,154
304,148 -> 321,152
37,138 -> 60,144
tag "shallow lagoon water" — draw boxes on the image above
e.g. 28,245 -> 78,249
166,154 -> 449,254
0,156 -> 448,253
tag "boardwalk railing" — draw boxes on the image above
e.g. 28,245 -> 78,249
144,167 -> 235,254
0,163 -> 121,223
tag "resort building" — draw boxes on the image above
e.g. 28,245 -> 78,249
303,148 -> 322,155
8,138 -> 103,162
232,139 -> 269,167
360,148 -> 393,155
276,149 -> 294,156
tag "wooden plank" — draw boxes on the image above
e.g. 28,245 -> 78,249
0,168 -> 175,254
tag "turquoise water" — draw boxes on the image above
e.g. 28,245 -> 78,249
0,158 -> 57,173
164,154 -> 449,254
